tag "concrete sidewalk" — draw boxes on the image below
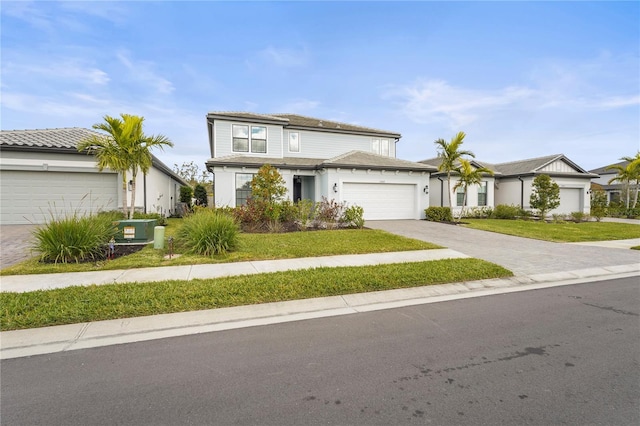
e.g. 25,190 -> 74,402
2,263 -> 638,360
0,249 -> 468,293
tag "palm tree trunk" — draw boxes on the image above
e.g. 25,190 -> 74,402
446,173 -> 453,209
458,189 -> 467,221
129,168 -> 137,219
121,173 -> 129,218
633,180 -> 639,208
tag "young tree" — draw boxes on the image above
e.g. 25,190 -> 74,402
180,186 -> 194,205
194,184 -> 208,207
530,174 -> 560,219
79,114 -> 173,219
452,159 -> 494,220
173,161 -> 210,187
590,188 -> 608,222
250,164 -> 287,203
434,132 -> 475,208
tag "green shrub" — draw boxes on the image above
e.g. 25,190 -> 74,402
132,212 -> 168,226
342,205 -> 365,228
551,214 -> 566,223
424,207 -> 453,222
590,189 -> 607,222
180,186 -> 193,204
177,210 -> 240,255
293,199 -> 315,230
32,214 -> 118,263
570,211 -> 586,223
194,184 -> 208,207
491,204 -> 521,219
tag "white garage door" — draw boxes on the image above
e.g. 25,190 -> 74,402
1,170 -> 118,224
342,182 -> 416,220
555,188 -> 582,215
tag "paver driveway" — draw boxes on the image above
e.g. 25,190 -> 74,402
0,225 -> 36,269
367,220 -> 640,276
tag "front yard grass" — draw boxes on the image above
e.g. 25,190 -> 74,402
1,226 -> 440,276
463,219 -> 640,242
0,258 -> 512,331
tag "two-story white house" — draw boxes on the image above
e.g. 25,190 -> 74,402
589,160 -> 629,205
205,112 -> 436,220
421,154 -> 596,216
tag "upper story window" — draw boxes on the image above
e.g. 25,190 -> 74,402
372,138 -> 390,156
232,124 -> 267,153
289,132 -> 300,153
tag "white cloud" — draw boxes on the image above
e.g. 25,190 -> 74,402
2,59 -> 110,87
257,45 -> 310,68
116,51 -> 174,95
385,79 -> 535,128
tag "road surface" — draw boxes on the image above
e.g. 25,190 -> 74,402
2,277 -> 638,425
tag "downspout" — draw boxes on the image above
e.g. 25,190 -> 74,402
517,176 -> 524,209
437,177 -> 445,207
143,174 -> 147,214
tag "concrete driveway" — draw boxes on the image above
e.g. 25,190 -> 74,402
0,225 -> 36,269
366,220 -> 640,276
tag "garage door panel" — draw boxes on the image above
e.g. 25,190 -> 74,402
553,188 -> 582,215
1,171 -> 118,224
342,182 -> 416,220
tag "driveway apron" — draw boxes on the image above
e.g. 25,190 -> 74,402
0,225 -> 36,269
366,220 -> 640,276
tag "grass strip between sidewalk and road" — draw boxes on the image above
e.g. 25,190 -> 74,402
462,219 -> 640,242
0,258 -> 511,331
1,228 -> 440,276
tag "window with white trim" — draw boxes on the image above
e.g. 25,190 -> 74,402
371,138 -> 390,156
289,132 -> 300,153
232,124 -> 267,153
478,182 -> 487,206
236,173 -> 254,206
456,186 -> 466,206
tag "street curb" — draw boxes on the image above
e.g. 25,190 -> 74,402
1,263 -> 638,360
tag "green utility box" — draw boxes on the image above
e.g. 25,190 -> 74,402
114,219 -> 157,244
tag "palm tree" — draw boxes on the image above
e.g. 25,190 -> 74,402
79,114 -> 173,219
452,159 -> 494,220
607,153 -> 640,209
434,131 -> 475,208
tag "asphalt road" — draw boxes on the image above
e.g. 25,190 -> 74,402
2,277 -> 639,425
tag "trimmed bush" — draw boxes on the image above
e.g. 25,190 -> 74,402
424,207 -> 453,222
194,184 -> 208,207
32,214 -> 118,263
177,210 -> 240,255
570,211 -> 586,223
491,204 -> 520,220
342,205 -> 365,228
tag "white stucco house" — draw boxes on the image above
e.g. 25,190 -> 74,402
205,112 -> 435,220
0,128 -> 189,224
421,154 -> 596,216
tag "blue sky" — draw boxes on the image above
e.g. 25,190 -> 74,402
1,1 -> 638,172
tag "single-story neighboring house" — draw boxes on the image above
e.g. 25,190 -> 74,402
0,128 -> 189,225
589,161 -> 629,205
421,154 -> 596,216
205,112 -> 435,220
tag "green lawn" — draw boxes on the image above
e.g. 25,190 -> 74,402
1,222 -> 440,275
0,258 -> 512,331
463,219 -> 640,242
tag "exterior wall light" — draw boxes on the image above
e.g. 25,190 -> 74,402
423,185 -> 429,194
333,183 -> 338,193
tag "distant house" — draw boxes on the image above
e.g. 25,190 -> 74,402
421,154 -> 596,216
0,128 -> 189,224
589,161 -> 629,204
205,112 -> 435,220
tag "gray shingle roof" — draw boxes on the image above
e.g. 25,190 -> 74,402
0,127 -> 103,151
419,157 -> 499,175
492,154 -> 563,175
207,151 -> 433,172
589,160 -> 629,175
207,112 -> 401,137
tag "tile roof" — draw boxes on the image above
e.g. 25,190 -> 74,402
207,151 -> 434,172
207,112 -> 401,137
0,127 -> 103,151
0,128 -> 189,185
325,151 -> 435,171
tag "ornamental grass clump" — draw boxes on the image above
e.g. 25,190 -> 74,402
178,209 -> 240,255
32,213 -> 118,264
